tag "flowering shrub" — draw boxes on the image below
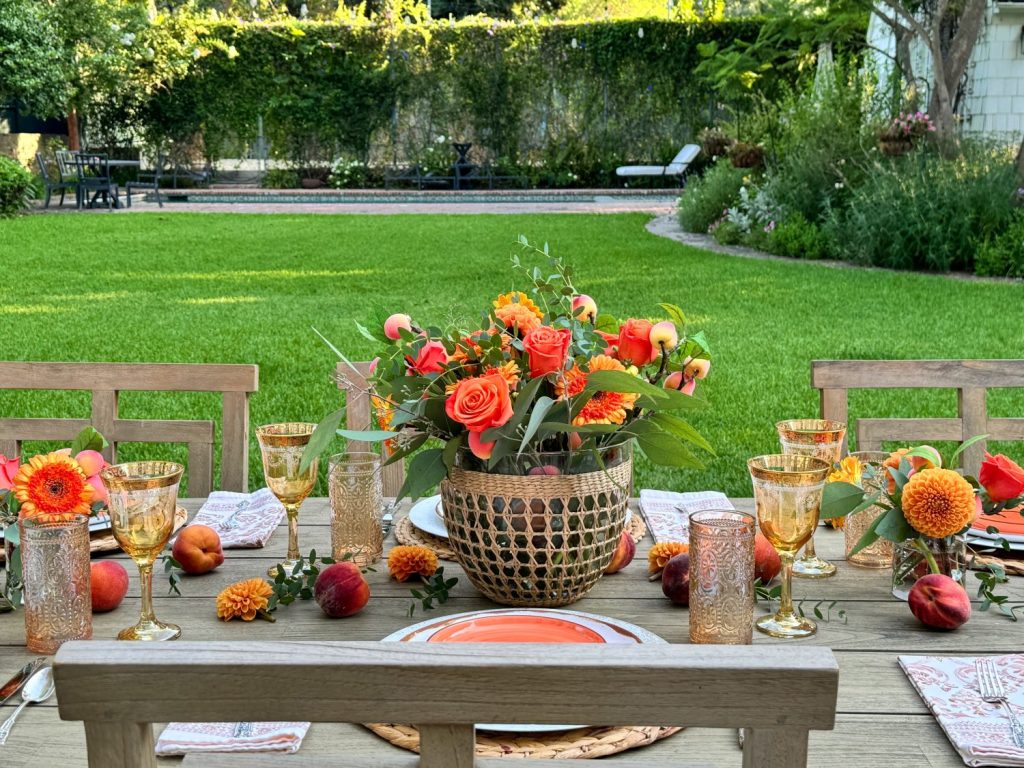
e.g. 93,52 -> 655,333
886,111 -> 936,140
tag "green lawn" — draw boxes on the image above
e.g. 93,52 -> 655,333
0,212 -> 1021,496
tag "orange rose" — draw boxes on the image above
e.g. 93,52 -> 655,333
616,319 -> 657,366
407,340 -> 448,375
522,326 -> 572,377
597,331 -> 619,357
980,452 -> 1024,503
445,373 -> 514,433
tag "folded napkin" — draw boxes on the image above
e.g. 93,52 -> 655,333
187,488 -> 286,548
639,489 -> 734,543
900,654 -> 1024,766
155,721 -> 310,755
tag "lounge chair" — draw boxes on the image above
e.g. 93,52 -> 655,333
616,144 -> 700,186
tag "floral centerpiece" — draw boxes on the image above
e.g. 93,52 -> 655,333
305,244 -> 713,605
0,428 -> 110,611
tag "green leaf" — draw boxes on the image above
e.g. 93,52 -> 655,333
874,506 -> 916,543
442,434 -> 462,469
586,370 -> 667,400
595,313 -> 619,334
688,330 -> 711,357
483,374 -> 543,444
658,302 -> 686,329
300,407 -> 344,474
518,395 -> 555,454
820,482 -> 868,520
649,412 -> 715,455
948,434 -> 989,469
541,421 -> 620,434
397,448 -> 447,501
654,386 -> 710,411
905,445 -> 942,468
335,429 -> 399,442
630,421 -> 703,469
69,426 -> 107,454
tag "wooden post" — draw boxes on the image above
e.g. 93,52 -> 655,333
958,387 -> 987,477
83,721 -> 156,768
742,728 -> 809,768
418,724 -> 476,768
221,391 -> 249,492
91,390 -> 118,464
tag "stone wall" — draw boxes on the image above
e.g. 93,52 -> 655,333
0,133 -> 64,170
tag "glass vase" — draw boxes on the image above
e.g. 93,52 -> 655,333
328,452 -> 384,567
19,515 -> 92,654
688,510 -> 756,645
891,536 -> 968,601
844,451 -> 894,569
2,525 -> 21,612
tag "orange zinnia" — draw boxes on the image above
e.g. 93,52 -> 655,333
901,468 -> 976,538
216,578 -> 274,621
555,355 -> 639,426
388,545 -> 439,582
13,452 -> 94,522
493,292 -> 544,334
648,541 -> 689,572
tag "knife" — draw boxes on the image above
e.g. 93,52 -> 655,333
0,659 -> 46,708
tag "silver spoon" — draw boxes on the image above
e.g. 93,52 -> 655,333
0,666 -> 54,745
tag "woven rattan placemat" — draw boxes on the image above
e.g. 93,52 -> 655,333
365,723 -> 681,759
395,510 -> 648,561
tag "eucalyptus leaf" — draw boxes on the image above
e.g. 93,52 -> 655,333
649,412 -> 715,455
820,481 -> 868,520
632,423 -> 703,469
300,407 -> 344,474
397,448 -> 447,501
335,429 -> 399,442
518,395 -> 555,455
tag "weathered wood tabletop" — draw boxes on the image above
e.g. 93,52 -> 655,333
1,498 -> 1021,767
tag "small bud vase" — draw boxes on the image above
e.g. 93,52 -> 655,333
891,536 -> 968,601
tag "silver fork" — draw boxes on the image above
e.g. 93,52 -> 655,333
220,499 -> 249,532
976,657 -> 1024,748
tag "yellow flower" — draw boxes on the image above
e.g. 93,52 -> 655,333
648,541 -> 688,573
13,452 -> 94,522
555,355 -> 639,426
388,545 -> 439,582
216,578 -> 274,622
493,292 -> 543,334
901,468 -> 976,538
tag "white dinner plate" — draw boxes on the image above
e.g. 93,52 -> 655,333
382,608 -> 664,733
966,532 -> 1024,551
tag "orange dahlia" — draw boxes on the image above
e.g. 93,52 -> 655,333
901,468 -> 976,538
387,545 -> 439,582
13,452 -> 94,522
555,355 -> 639,426
216,578 -> 274,621
648,541 -> 689,573
493,292 -> 543,334
485,360 -> 521,389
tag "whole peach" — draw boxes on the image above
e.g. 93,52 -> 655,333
572,294 -> 598,323
908,574 -> 971,630
91,560 -> 129,612
649,321 -> 679,352
527,464 -> 562,476
663,371 -> 697,395
384,313 -> 412,340
314,562 -> 370,618
754,533 -> 782,583
662,553 -> 691,606
604,530 -> 636,574
683,357 -> 711,380
172,524 -> 225,575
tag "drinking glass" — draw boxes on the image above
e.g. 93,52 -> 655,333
328,452 -> 384,567
101,462 -> 183,641
776,419 -> 847,579
688,510 -> 756,645
257,423 -> 318,577
748,454 -> 831,639
845,451 -> 895,568
19,514 -> 92,654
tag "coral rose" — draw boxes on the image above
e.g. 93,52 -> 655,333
979,452 -> 1024,503
617,319 -> 658,366
468,430 -> 495,460
0,455 -> 19,491
597,330 -> 619,357
901,468 -> 976,538
445,373 -> 514,433
407,340 -> 448,375
522,326 -> 571,377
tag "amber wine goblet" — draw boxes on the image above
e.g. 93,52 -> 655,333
257,423 -> 318,577
776,419 -> 847,579
748,454 -> 831,639
101,461 -> 184,641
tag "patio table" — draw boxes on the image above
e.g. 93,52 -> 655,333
1,497 -> 1021,767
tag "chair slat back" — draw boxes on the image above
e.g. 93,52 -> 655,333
336,361 -> 405,497
0,362 -> 258,495
54,640 -> 838,768
812,359 -> 1024,476
75,153 -> 110,183
55,150 -> 77,180
35,152 -> 52,181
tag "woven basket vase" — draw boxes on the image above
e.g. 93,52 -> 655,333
440,453 -> 632,607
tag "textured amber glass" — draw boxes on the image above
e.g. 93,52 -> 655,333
688,510 -> 756,645
20,515 -> 92,654
845,451 -> 895,568
256,423 -> 318,577
328,452 -> 384,567
776,419 -> 847,580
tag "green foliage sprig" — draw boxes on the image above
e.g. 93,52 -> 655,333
974,564 -> 1024,622
408,566 -> 459,616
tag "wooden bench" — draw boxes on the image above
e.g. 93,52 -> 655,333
54,640 -> 839,768
0,362 -> 258,495
813,359 -> 1024,476
336,361 -> 404,496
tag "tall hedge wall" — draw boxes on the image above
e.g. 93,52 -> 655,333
143,19 -> 769,181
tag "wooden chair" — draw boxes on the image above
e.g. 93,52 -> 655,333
0,362 -> 258,496
35,152 -> 78,209
336,361 -> 404,496
813,359 -> 1024,476
54,640 -> 839,768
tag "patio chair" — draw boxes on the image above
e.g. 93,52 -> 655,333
336,361 -> 404,496
54,640 -> 839,767
812,359 -> 1024,476
73,152 -> 120,210
126,153 -> 165,208
0,361 -> 258,495
35,152 -> 78,209
616,144 -> 701,186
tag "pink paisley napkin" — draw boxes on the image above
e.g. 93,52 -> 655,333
900,654 -> 1024,766
155,721 -> 310,755
187,488 -> 286,548
639,489 -> 734,543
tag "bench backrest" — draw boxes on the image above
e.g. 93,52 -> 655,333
336,361 -> 404,496
54,640 -> 838,768
812,359 -> 1024,476
0,362 -> 258,495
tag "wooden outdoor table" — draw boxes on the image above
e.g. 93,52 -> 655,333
1,497 -> 1021,767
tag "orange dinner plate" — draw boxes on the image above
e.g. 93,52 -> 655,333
428,614 -> 606,644
972,506 -> 1024,536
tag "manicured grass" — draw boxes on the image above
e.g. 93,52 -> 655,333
0,212 -> 1021,496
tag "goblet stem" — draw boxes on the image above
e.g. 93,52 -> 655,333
803,537 -> 817,560
138,562 -> 156,627
778,552 -> 795,620
286,504 -> 301,563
